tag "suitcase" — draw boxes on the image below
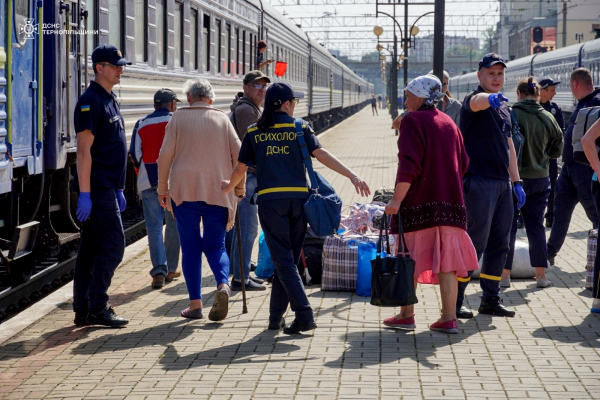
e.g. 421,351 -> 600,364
587,229 -> 597,290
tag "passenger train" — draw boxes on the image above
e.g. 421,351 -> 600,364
449,38 -> 600,117
0,0 -> 373,263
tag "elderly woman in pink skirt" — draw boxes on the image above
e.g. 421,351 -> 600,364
384,75 -> 479,334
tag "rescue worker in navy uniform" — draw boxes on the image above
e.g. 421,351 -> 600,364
222,83 -> 370,334
72,45 -> 132,327
455,53 -> 526,319
539,78 -> 565,228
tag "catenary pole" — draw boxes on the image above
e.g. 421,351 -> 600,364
432,0 -> 445,84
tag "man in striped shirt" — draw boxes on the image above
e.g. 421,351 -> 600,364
129,89 -> 181,289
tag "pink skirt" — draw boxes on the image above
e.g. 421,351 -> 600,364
398,226 -> 479,285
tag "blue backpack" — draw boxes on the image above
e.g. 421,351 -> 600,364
295,119 -> 342,237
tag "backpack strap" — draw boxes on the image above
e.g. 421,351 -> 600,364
295,118 -> 319,191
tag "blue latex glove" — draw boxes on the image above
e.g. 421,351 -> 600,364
593,172 -> 598,182
488,92 -> 509,109
76,192 -> 92,221
513,183 -> 526,210
117,189 -> 127,212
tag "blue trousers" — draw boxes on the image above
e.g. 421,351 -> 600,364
141,187 -> 180,277
548,163 -> 599,257
172,201 -> 230,301
258,199 -> 313,325
457,176 -> 513,304
73,188 -> 125,314
229,172 -> 259,282
505,177 -> 550,270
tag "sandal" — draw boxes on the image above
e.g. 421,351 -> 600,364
181,307 -> 204,319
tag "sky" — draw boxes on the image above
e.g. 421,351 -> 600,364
266,0 -> 501,59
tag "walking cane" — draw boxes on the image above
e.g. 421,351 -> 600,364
235,204 -> 248,314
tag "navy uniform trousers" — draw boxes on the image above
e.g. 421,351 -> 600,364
592,181 -> 600,300
257,198 -> 313,325
457,175 -> 513,305
73,188 -> 125,314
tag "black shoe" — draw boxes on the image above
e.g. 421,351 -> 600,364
250,275 -> 265,285
456,305 -> 473,319
478,299 -> 516,317
250,261 -> 257,272
268,317 -> 286,330
283,320 -> 317,334
548,255 -> 555,266
74,312 -> 90,326
231,279 -> 266,291
87,306 -> 129,327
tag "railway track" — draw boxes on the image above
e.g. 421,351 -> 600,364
0,212 -> 147,323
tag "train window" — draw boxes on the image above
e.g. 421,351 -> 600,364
216,19 -> 222,73
134,0 -> 147,62
174,2 -> 183,68
190,9 -> 198,71
226,23 -> 231,74
203,14 -> 210,72
108,0 -> 124,52
242,31 -> 246,75
235,28 -> 240,75
15,0 -> 30,45
86,0 -> 98,55
156,0 -> 166,65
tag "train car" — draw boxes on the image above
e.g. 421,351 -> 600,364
0,0 -> 371,293
449,38 -> 600,117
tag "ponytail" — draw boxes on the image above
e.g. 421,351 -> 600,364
516,76 -> 540,97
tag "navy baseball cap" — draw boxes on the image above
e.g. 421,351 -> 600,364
265,82 -> 304,106
478,53 -> 507,70
154,88 -> 181,104
539,78 -> 561,89
92,44 -> 132,66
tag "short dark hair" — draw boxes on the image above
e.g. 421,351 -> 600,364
155,101 -> 172,109
571,68 -> 593,87
92,63 -> 100,74
257,40 -> 267,49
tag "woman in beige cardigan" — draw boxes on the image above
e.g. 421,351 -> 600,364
157,78 -> 245,321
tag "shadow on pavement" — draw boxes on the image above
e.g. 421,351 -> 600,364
531,313 -> 600,348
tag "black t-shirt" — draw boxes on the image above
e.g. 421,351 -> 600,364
74,80 -> 127,189
562,88 -> 600,164
238,112 -> 322,203
459,85 -> 512,181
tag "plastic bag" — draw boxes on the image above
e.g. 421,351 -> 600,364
255,231 -> 275,278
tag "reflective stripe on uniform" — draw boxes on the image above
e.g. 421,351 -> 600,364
248,123 -> 306,133
457,276 -> 471,283
257,187 -> 309,196
479,273 -> 501,281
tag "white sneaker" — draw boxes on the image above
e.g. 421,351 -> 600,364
591,299 -> 600,313
536,278 -> 553,288
500,275 -> 511,288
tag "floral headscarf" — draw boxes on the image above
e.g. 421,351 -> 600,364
406,75 -> 443,107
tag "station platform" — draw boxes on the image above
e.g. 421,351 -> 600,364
1,107 -> 599,400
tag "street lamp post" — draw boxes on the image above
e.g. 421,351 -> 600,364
374,25 -> 398,122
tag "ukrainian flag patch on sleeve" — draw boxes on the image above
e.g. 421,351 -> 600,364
81,105 -> 91,112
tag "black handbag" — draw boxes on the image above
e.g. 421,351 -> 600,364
370,212 -> 418,307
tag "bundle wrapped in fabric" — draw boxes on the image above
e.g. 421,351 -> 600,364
339,202 -> 386,233
321,232 -> 396,291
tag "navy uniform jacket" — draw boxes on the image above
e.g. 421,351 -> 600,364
74,80 -> 127,190
541,101 -> 565,133
238,112 -> 322,203
459,85 -> 512,181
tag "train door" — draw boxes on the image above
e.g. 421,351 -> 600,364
9,0 -> 41,173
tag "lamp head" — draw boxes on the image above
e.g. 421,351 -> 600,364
373,26 -> 384,37
376,44 -> 384,52
410,25 -> 420,36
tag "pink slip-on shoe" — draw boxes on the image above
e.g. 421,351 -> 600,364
429,318 -> 458,334
383,314 -> 416,330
